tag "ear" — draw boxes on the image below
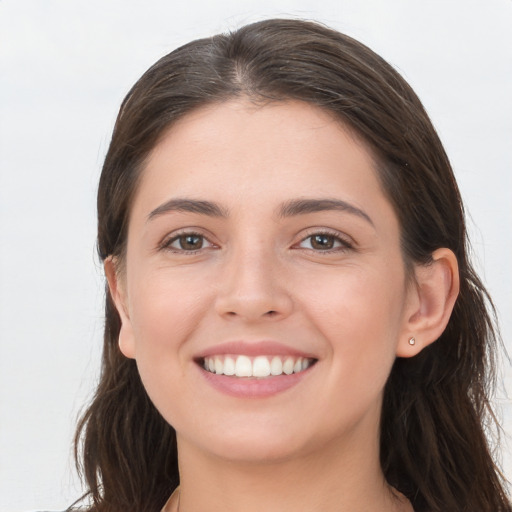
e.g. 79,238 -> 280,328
396,248 -> 460,357
104,256 -> 136,359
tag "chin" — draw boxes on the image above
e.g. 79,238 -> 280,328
207,434 -> 307,464
177,414 -> 327,465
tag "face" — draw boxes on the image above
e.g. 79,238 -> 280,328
111,100 -> 417,463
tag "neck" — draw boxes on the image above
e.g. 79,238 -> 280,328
173,431 -> 411,512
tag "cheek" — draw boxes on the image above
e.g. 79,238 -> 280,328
300,264 -> 406,374
126,270 -> 209,426
295,268 -> 405,430
128,267 -> 210,360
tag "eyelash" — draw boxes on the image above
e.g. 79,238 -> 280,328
160,230 -> 214,254
159,229 -> 354,255
295,229 -> 354,254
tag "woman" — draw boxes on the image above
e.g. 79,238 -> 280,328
74,18 -> 511,512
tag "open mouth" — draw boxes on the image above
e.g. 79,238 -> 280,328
198,355 -> 317,378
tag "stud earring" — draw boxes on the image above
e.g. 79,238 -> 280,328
408,337 -> 416,346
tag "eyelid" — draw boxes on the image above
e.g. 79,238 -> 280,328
294,228 -> 355,252
158,228 -> 217,253
157,226 -> 355,254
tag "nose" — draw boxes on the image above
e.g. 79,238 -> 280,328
214,245 -> 293,322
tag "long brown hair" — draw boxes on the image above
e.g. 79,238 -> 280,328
74,18 -> 511,511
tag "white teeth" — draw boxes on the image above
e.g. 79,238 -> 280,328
252,356 -> 271,377
270,356 -> 283,375
223,356 -> 235,376
203,354 -> 315,378
282,357 -> 294,375
235,355 -> 252,377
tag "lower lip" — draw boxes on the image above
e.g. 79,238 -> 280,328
198,365 -> 313,398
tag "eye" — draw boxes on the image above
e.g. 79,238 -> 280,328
298,232 -> 352,252
162,232 -> 214,253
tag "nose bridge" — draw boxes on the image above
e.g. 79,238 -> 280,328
215,233 -> 292,320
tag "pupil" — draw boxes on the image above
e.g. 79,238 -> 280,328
181,235 -> 202,250
312,235 -> 334,250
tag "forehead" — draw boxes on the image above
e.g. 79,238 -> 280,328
142,101 -> 377,194
130,99 -> 394,228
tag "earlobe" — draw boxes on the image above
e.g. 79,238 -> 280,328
104,257 -> 136,359
396,248 -> 460,358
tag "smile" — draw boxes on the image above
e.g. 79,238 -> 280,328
202,355 -> 316,378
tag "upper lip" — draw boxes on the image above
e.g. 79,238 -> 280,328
196,340 -> 317,359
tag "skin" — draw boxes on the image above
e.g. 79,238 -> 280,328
106,99 -> 459,512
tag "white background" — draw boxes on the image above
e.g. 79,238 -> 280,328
1,1 -> 511,510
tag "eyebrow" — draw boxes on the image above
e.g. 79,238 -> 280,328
278,198 -> 374,226
147,198 -> 229,221
147,197 -> 373,226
